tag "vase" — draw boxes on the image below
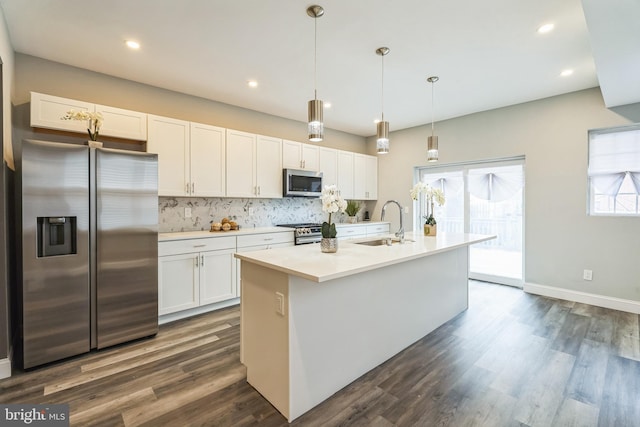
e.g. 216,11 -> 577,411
424,223 -> 437,236
320,237 -> 338,253
347,216 -> 357,224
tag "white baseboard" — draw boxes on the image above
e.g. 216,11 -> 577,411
524,282 -> 640,314
0,357 -> 11,379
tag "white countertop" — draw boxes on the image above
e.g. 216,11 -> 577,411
159,226 -> 292,242
234,231 -> 495,283
158,222 -> 390,242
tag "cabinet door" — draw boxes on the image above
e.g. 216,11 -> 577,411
302,144 -> 320,171
190,122 -> 226,197
319,147 -> 338,187
147,115 -> 190,196
226,129 -> 256,197
95,104 -> 147,140
256,135 -> 282,198
200,249 -> 237,305
337,150 -> 354,199
365,155 -> 378,200
158,253 -> 199,315
282,139 -> 303,169
30,92 -> 93,133
354,154 -> 367,199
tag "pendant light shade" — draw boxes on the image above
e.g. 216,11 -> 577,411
427,76 -> 439,162
307,5 -> 324,142
376,47 -> 390,154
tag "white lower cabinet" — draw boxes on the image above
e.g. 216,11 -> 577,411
158,236 -> 236,316
336,223 -> 390,241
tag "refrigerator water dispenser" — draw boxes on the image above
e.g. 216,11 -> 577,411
37,216 -> 77,257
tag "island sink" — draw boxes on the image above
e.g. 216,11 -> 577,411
355,237 -> 415,246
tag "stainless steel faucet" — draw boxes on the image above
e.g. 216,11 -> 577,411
380,200 -> 405,243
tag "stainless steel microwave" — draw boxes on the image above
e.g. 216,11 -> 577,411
283,169 -> 323,197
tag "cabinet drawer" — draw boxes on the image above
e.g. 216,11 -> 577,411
159,236 -> 236,256
237,232 -> 293,248
366,224 -> 390,235
336,225 -> 366,238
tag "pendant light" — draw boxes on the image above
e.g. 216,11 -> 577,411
427,76 -> 439,162
375,47 -> 390,154
307,5 -> 324,142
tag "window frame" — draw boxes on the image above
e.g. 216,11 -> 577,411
587,123 -> 640,217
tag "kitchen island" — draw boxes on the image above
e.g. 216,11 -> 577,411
235,231 -> 494,422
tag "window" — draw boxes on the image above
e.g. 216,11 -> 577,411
588,124 -> 640,216
416,157 -> 524,287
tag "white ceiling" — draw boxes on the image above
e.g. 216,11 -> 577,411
0,0 -> 625,137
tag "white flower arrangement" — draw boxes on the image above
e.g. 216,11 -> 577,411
61,110 -> 104,141
320,184 -> 347,238
410,182 -> 445,225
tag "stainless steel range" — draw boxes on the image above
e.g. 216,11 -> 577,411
277,223 -> 323,245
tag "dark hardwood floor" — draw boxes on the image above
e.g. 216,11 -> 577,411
1,281 -> 639,426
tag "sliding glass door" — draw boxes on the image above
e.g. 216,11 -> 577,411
417,158 -> 524,287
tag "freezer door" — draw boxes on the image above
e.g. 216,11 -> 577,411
95,148 -> 159,348
21,140 -> 90,368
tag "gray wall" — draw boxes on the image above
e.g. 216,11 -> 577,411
369,88 -> 640,302
13,54 -> 367,156
0,5 -> 15,367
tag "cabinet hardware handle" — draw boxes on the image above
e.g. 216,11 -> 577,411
201,255 -> 204,266
195,256 -> 199,267
258,186 -> 261,195
186,183 -> 190,194
193,244 -> 206,248
264,237 -> 274,241
192,182 -> 195,194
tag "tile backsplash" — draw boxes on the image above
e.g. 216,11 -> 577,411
159,197 -> 369,232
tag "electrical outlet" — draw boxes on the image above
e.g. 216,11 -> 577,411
404,206 -> 409,214
275,292 -> 285,316
583,269 -> 593,281
184,207 -> 192,218
248,207 -> 255,216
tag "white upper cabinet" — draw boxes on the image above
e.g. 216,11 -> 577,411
282,140 -> 320,171
354,154 -> 378,200
226,130 -> 282,198
30,92 -> 93,134
190,122 -> 226,197
95,104 -> 147,140
256,135 -> 283,198
226,129 -> 257,198
30,92 -> 147,141
337,150 -> 355,199
319,147 -> 338,187
147,115 -> 190,196
148,116 -> 226,197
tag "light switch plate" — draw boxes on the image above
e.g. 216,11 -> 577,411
185,207 -> 192,218
275,292 -> 285,316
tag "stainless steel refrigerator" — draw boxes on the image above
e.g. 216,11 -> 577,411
15,139 -> 158,369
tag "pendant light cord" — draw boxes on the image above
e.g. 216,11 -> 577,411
314,15 -> 318,101
381,54 -> 385,121
430,80 -> 435,138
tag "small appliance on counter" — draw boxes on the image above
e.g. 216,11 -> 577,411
13,139 -> 159,369
364,211 -> 370,221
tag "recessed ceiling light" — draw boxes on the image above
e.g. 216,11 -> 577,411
125,40 -> 140,49
560,69 -> 574,77
324,102 -> 331,109
537,23 -> 555,34
247,80 -> 258,88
